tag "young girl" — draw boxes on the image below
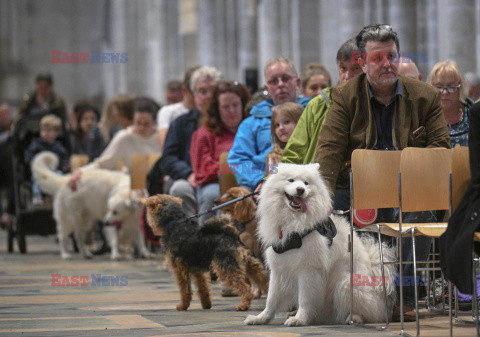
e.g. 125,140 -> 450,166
266,102 -> 303,173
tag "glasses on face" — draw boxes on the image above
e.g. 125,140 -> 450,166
433,84 -> 461,93
195,88 -> 214,96
266,74 -> 294,87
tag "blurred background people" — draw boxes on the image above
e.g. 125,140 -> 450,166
427,60 -> 473,147
18,73 -> 67,123
99,94 -> 136,142
165,80 -> 184,105
190,81 -> 251,223
301,63 -> 331,98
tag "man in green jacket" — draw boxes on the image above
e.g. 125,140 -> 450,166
282,38 -> 363,165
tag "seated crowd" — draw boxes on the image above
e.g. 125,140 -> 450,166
1,24 -> 479,322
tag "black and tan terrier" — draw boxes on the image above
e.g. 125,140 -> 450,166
144,194 -> 268,311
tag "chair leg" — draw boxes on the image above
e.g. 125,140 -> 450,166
449,280 -> 453,337
349,232 -> 354,325
473,252 -> 479,336
376,224 -> 389,330
411,229 -> 420,336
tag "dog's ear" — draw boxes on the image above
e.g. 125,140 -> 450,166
234,198 -> 255,222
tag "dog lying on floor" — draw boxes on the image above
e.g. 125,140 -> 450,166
215,187 -> 263,260
245,163 -> 396,326
31,151 -> 151,260
143,194 -> 269,311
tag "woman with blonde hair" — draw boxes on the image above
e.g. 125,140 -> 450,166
99,94 -> 136,142
427,60 -> 474,147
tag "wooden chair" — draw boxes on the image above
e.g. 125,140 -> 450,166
351,148 -> 452,335
130,153 -> 161,193
349,149 -> 402,329
396,147 -> 451,335
452,145 -> 470,211
219,152 -> 238,195
70,154 -> 89,171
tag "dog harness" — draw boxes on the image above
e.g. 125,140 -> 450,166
272,217 -> 337,254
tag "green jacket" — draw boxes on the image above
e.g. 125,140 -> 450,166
282,88 -> 332,164
315,74 -> 451,195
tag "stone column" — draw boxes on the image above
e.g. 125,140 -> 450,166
104,0 -> 128,97
197,0 -> 217,67
291,0 -> 320,75
257,0 -> 282,84
319,0 -> 341,84
437,0 -> 476,73
143,0 -> 164,103
237,0 -> 257,87
388,0 -> 417,59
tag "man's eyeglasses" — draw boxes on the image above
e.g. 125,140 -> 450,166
433,84 -> 461,93
266,74 -> 294,87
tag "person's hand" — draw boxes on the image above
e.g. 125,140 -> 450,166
0,103 -> 12,131
67,170 -> 82,191
254,181 -> 264,201
187,173 -> 197,189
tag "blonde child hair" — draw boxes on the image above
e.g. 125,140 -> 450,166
40,114 -> 62,131
266,102 -> 303,172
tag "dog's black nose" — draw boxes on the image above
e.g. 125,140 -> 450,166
296,187 -> 305,195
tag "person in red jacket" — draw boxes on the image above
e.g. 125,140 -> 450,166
190,81 -> 251,223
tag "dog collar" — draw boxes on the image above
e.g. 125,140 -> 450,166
272,217 -> 337,254
235,217 -> 255,234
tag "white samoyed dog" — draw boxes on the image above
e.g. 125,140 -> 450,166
31,151 -> 151,260
244,163 -> 396,326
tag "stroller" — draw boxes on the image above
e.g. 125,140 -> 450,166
7,112 -> 72,253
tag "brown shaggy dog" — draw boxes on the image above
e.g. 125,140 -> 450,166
144,194 -> 268,311
216,187 -> 263,259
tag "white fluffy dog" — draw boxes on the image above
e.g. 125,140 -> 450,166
245,163 -> 396,326
32,151 -> 151,260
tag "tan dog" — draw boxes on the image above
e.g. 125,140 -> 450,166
216,187 -> 263,260
144,194 -> 269,311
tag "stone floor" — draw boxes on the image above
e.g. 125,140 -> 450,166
0,229 -> 477,337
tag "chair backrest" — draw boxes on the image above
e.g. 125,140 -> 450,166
131,153 -> 161,190
70,154 -> 89,171
351,149 -> 401,209
219,152 -> 238,195
400,147 -> 451,212
451,145 -> 470,211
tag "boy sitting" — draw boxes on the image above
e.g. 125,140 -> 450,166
24,114 -> 70,206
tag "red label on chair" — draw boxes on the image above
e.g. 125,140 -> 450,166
353,209 -> 378,227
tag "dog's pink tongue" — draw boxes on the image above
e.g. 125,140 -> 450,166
292,196 -> 308,213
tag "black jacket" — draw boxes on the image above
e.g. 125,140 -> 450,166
440,101 -> 480,294
160,109 -> 200,180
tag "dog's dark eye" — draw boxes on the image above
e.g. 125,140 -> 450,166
304,181 -> 309,185
113,210 -> 118,215
288,178 -> 294,183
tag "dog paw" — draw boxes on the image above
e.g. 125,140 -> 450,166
110,253 -> 121,261
236,303 -> 250,311
201,301 -> 212,310
284,316 -> 305,326
244,314 -> 265,325
345,314 -> 364,324
176,303 -> 189,311
61,253 -> 72,260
